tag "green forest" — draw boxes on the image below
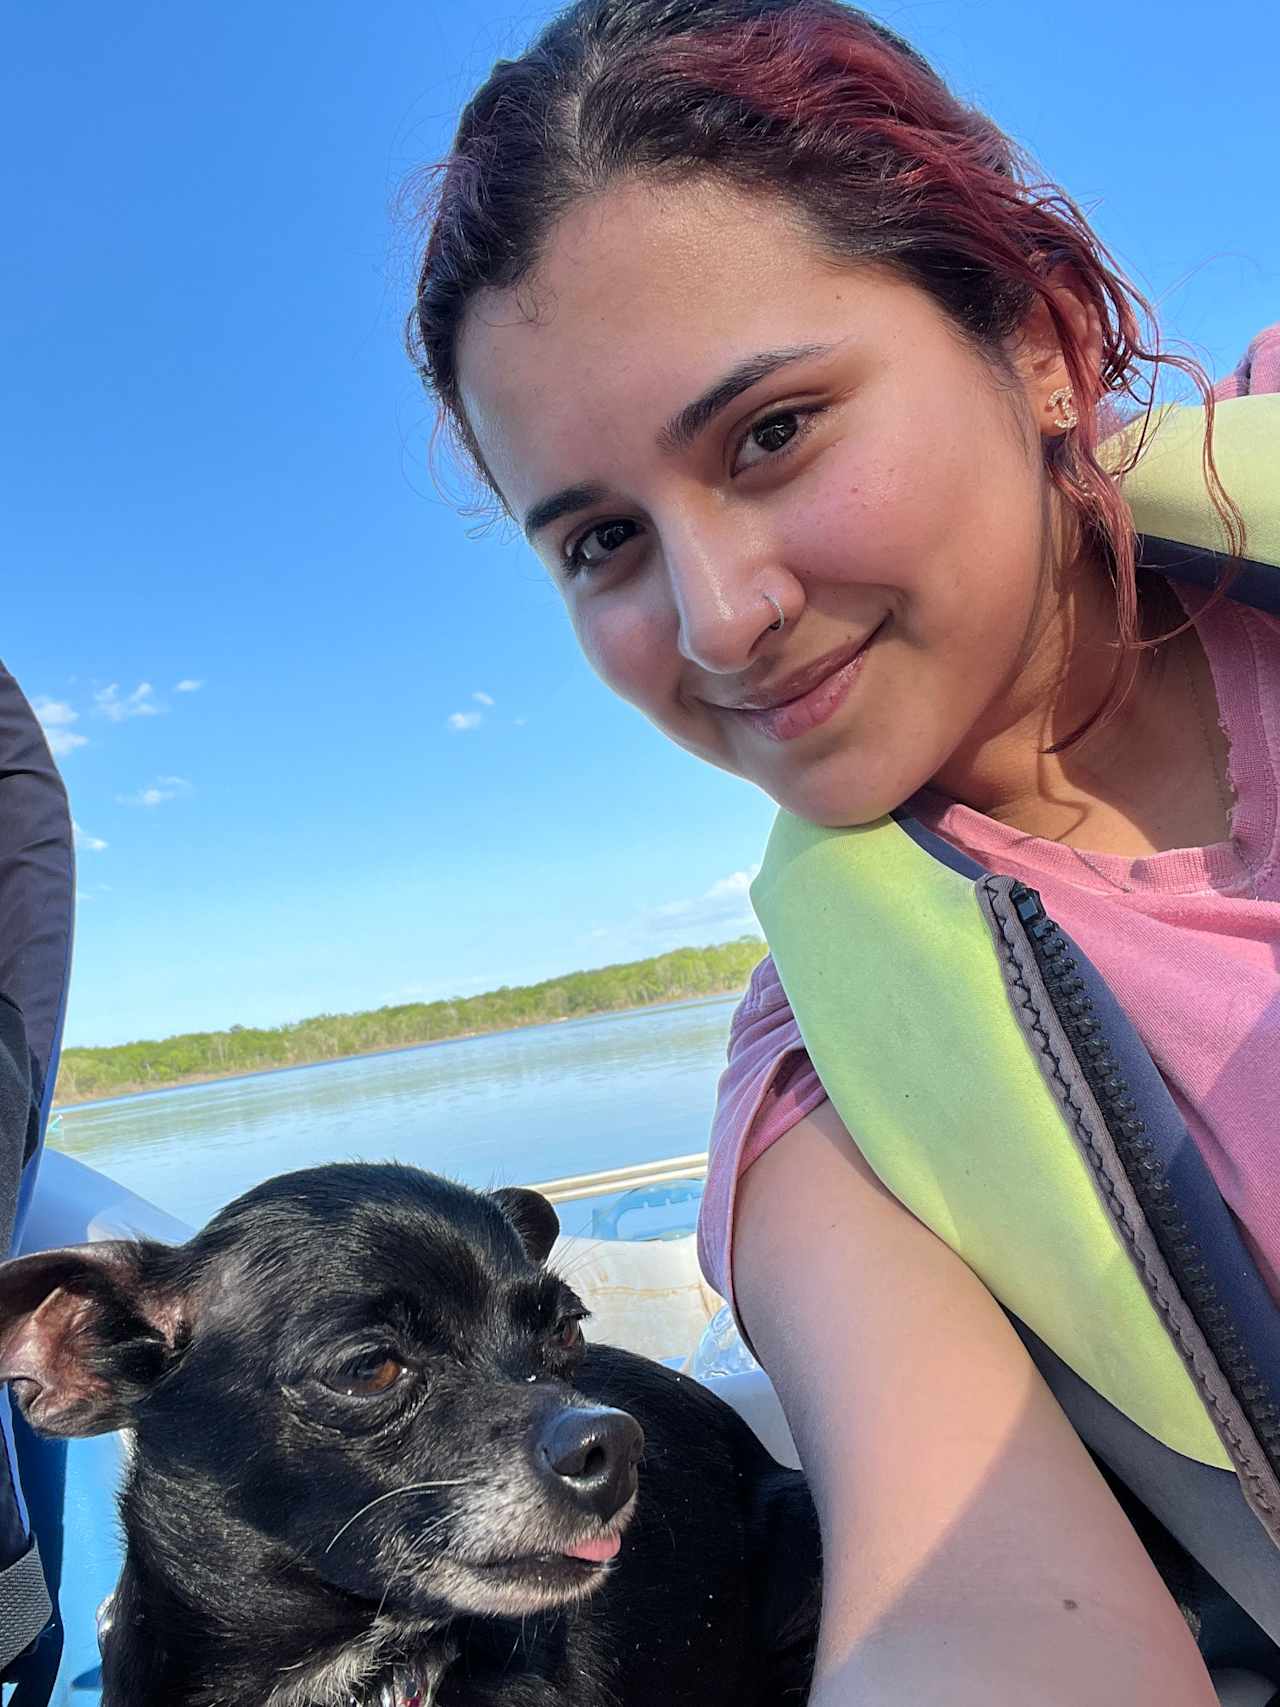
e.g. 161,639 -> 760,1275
54,937 -> 765,1104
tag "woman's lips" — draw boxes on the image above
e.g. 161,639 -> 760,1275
731,631 -> 878,743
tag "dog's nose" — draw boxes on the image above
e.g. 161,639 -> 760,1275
536,1405 -> 644,1523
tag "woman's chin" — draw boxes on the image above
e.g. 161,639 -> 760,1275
686,726 -> 920,829
765,757 -> 928,830
770,782 -> 892,831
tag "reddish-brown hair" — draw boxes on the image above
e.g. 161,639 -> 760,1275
408,0 -> 1244,731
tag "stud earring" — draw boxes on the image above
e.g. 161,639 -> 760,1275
1048,386 -> 1079,431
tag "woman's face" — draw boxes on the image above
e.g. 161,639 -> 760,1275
458,178 -> 1068,827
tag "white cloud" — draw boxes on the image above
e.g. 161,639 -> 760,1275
645,867 -> 762,939
174,678 -> 204,693
472,691 -> 495,707
73,820 -> 108,853
582,867 -> 764,961
513,717 -> 528,728
96,682 -> 161,722
116,775 -> 192,808
447,711 -> 483,732
584,868 -> 762,954
33,697 -> 87,756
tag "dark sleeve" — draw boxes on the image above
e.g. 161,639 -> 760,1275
0,994 -> 35,1254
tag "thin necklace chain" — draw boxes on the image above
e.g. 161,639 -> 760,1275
1065,639 -> 1233,896
1181,641 -> 1235,826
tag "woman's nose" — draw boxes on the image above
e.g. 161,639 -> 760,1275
667,529 -> 796,674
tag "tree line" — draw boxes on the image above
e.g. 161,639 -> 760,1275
54,937 -> 766,1104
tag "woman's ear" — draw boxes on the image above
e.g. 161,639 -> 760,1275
1008,270 -> 1105,432
0,1242 -> 185,1437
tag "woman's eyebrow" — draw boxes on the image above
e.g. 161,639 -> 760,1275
657,342 -> 834,453
522,342 -> 833,540
524,481 -> 609,541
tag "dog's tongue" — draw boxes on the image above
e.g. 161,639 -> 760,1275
562,1532 -> 622,1563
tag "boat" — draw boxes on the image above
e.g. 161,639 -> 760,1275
7,1147 -> 1273,1706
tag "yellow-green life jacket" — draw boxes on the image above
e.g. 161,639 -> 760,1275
752,396 -> 1280,1651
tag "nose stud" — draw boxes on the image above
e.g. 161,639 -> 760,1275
763,593 -> 785,633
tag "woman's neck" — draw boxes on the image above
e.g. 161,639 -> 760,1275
930,576 -> 1233,859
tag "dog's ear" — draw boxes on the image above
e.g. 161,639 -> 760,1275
0,1242 -> 184,1437
491,1188 -> 560,1266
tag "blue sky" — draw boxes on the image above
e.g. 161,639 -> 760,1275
5,1 -> 1277,1048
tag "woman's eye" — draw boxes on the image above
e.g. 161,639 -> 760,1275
732,408 -> 816,475
565,518 -> 640,576
327,1352 -> 405,1397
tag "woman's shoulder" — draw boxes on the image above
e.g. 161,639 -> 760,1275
1213,323 -> 1280,403
730,953 -> 791,1027
701,956 -> 824,1301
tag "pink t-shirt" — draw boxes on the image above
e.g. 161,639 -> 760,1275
698,591 -> 1280,1309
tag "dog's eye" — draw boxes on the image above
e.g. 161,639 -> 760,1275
328,1353 -> 404,1397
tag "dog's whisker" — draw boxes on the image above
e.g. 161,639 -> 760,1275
325,1482 -> 472,1552
546,1248 -> 598,1286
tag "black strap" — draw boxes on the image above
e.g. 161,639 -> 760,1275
0,1538 -> 51,1672
1138,534 -> 1280,617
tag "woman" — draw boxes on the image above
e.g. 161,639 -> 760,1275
407,1 -> 1280,1699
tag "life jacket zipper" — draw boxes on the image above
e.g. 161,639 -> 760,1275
1005,881 -> 1280,1479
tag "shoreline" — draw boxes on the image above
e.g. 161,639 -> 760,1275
51,988 -> 743,1113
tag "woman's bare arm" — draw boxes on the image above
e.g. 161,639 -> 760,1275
734,1099 -> 1218,1706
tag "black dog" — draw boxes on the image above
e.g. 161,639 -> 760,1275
0,1163 -> 818,1705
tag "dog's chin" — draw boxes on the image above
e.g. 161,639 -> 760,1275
439,1551 -> 615,1617
424,1495 -> 639,1619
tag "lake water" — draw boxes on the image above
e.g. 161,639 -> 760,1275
50,996 -> 737,1234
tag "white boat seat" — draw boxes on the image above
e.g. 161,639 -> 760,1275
551,1230 -> 722,1365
